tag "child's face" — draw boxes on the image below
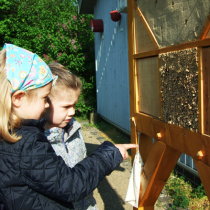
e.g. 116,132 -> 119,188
13,82 -> 52,120
44,88 -> 80,129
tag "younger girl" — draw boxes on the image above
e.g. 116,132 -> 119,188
0,43 -> 137,210
44,63 -> 98,210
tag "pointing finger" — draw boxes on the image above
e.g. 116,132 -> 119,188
123,144 -> 138,150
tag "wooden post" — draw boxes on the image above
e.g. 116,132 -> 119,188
139,143 -> 181,206
127,0 -> 138,163
139,133 -> 153,164
194,160 -> 210,199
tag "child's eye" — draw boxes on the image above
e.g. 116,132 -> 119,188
63,103 -> 77,109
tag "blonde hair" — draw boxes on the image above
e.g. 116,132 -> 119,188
48,62 -> 82,99
0,49 -> 38,142
0,49 -> 21,142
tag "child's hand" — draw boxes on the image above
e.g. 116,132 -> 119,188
115,144 -> 138,161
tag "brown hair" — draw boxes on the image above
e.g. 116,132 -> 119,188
48,62 -> 82,99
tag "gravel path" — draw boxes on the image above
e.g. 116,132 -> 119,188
81,122 -> 174,210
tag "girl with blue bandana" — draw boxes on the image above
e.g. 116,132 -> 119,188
0,44 -> 137,210
0,43 -> 54,142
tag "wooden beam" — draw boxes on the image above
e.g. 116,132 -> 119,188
198,47 -> 203,134
198,14 -> 210,40
135,60 -> 140,113
140,141 -> 166,200
139,133 -> 153,164
194,160 -> 210,201
133,38 -> 210,59
135,112 -> 157,139
202,47 -> 210,135
139,142 -> 181,206
127,0 -> 138,162
135,112 -> 210,163
141,146 -> 181,206
200,134 -> 210,166
134,1 -> 159,49
158,57 -> 162,119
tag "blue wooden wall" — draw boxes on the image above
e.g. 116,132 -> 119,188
94,0 -> 131,133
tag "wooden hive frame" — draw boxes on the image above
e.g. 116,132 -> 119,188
127,0 -> 210,209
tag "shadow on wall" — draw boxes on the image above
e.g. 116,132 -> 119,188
96,22 -> 119,93
85,142 -> 127,210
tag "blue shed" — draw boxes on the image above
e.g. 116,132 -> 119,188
79,0 -> 131,134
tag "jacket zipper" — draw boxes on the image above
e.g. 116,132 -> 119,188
63,127 -> 85,209
62,130 -> 73,168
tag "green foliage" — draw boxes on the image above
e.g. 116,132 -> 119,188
0,0 -> 96,117
166,174 -> 191,209
76,93 -> 95,119
165,171 -> 209,209
193,184 -> 206,198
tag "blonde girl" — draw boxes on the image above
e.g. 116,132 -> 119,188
0,43 -> 137,210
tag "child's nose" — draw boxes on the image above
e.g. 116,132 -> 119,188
68,107 -> 75,116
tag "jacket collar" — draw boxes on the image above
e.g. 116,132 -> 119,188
66,118 -> 81,138
21,118 -> 46,132
44,118 -> 81,143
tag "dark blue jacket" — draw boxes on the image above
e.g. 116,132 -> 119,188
0,119 -> 123,210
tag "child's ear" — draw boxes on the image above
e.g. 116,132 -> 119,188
11,90 -> 26,108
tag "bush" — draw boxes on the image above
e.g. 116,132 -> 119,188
165,171 -> 209,209
0,0 -> 96,118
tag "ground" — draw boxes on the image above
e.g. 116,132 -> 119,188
79,119 -> 177,210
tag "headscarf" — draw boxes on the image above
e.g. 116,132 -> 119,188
3,43 -> 53,93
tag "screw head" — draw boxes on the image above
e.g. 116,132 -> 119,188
197,150 -> 204,159
157,133 -> 162,140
